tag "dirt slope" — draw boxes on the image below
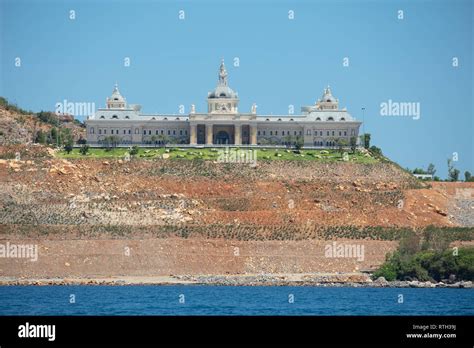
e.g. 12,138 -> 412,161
0,155 -> 473,280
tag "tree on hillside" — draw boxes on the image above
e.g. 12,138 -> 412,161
350,136 -> 357,154
129,145 -> 139,156
294,136 -> 304,150
79,144 -> 89,156
360,133 -> 371,149
37,111 -> 60,126
157,134 -> 171,146
35,130 -> 46,144
465,171 -> 472,182
413,168 -> 427,174
64,141 -> 74,154
336,138 -> 348,157
427,163 -> 436,176
447,159 -> 460,181
49,127 -> 61,146
150,135 -> 159,146
101,136 -> 121,150
369,145 -> 383,157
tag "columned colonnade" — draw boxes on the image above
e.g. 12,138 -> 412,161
189,123 -> 257,145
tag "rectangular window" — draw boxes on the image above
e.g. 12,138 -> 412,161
332,131 -> 335,136
306,129 -> 311,135
104,129 -> 107,134
123,130 -> 126,134
299,131 -> 302,136
135,129 -> 139,134
98,129 -> 102,135
111,129 -> 114,135
339,131 -> 342,136
275,131 -> 278,136
173,130 -> 176,135
149,130 -> 151,135
143,130 -> 146,135
320,131 -> 323,136
294,131 -> 297,136
128,129 -> 131,134
263,131 -> 266,136
161,130 -> 164,135
344,131 -> 347,136
156,130 -> 159,135
270,131 -> 273,136
180,130 -> 183,135
168,130 -> 171,135
327,131 -> 329,136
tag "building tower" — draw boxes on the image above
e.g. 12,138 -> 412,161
207,60 -> 239,114
106,83 -> 127,109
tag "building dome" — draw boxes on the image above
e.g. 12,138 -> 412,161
110,83 -> 125,102
208,85 -> 237,99
106,83 -> 127,109
321,86 -> 336,103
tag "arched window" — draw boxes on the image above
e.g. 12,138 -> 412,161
266,118 -> 270,121
151,117 -> 156,120
340,117 -> 345,121
316,117 -> 321,121
135,129 -> 139,134
163,117 -> 168,121
125,116 -> 130,119
327,117 -> 334,121
112,115 -> 118,119
290,118 -> 294,121
100,115 -> 105,119
277,118 -> 282,121
89,127 -> 94,134
176,117 -> 180,120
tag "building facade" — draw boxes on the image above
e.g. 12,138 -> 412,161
85,60 -> 362,147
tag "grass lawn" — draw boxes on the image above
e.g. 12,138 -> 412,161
57,147 -> 379,163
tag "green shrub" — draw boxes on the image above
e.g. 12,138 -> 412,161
79,144 -> 89,155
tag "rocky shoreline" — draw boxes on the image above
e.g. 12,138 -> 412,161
0,274 -> 472,288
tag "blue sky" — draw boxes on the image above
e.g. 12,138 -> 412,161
1,0 -> 472,178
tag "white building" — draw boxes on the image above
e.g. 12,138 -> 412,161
85,60 -> 362,147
